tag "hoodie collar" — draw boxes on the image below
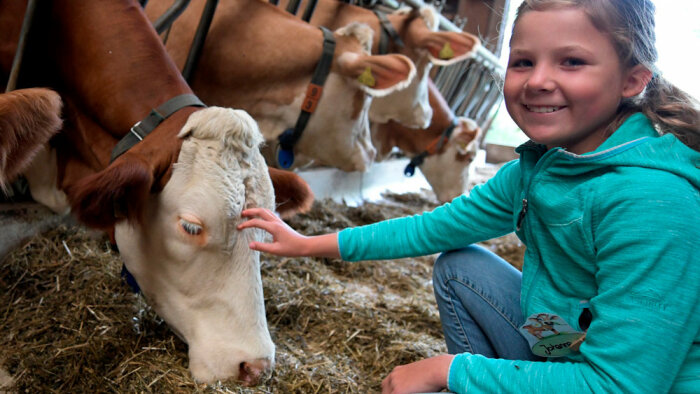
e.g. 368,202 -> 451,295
589,113 -> 659,154
515,112 -> 659,159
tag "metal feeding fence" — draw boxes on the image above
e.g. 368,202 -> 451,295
362,0 -> 506,145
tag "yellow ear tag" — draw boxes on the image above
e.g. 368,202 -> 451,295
357,66 -> 376,87
439,42 -> 454,59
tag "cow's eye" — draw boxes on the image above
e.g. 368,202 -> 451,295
180,218 -> 203,236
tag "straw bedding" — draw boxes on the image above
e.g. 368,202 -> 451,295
0,191 -> 524,393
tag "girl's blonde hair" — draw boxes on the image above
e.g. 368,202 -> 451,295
513,0 -> 700,151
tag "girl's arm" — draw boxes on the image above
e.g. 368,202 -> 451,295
238,207 -> 340,258
239,160 -> 521,262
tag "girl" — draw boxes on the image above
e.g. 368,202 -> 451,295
238,0 -> 700,392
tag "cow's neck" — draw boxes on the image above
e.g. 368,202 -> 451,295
31,0 -> 193,139
186,0 -> 330,138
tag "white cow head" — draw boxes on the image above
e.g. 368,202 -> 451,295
369,6 -> 481,129
419,117 -> 483,202
114,108 -> 276,385
284,23 -> 416,172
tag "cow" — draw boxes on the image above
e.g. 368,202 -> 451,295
273,0 -> 481,129
0,0 -> 315,385
0,88 -> 62,190
145,0 -> 418,172
372,80 -> 483,202
267,0 -> 485,200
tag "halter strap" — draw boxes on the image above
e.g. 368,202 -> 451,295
276,27 -> 335,169
373,10 -> 405,55
110,94 -> 206,162
404,118 -> 458,177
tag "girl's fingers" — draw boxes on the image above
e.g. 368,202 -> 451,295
241,207 -> 278,221
238,218 -> 272,232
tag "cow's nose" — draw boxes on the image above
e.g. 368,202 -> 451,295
238,358 -> 272,386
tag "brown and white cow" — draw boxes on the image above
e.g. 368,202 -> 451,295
373,80 -> 482,202
274,0 -> 481,128
267,1 -> 485,199
0,88 -> 62,190
1,0 -> 314,385
146,0 -> 417,172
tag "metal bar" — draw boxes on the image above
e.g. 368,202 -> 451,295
152,0 -> 191,34
434,62 -> 460,100
464,68 -> 491,117
433,60 -> 462,92
451,62 -> 481,114
475,79 -> 502,125
182,0 -> 218,82
442,62 -> 468,104
6,0 -> 38,93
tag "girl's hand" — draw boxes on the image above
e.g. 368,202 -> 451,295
238,207 -> 310,256
238,208 -> 341,258
382,354 -> 454,394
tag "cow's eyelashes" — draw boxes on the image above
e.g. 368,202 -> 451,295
180,218 -> 203,236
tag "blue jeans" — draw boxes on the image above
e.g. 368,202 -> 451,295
432,245 -> 540,360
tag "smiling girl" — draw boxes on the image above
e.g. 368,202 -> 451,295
239,0 -> 700,392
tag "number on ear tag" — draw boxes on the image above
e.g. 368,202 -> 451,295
357,66 -> 376,87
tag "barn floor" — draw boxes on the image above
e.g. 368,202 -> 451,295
0,158 -> 522,393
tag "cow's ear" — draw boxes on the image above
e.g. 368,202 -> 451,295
0,88 -> 62,189
267,167 -> 314,219
337,52 -> 416,97
65,152 -> 153,230
406,18 -> 480,66
451,117 -> 482,156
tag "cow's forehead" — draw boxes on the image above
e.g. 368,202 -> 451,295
172,108 -> 273,216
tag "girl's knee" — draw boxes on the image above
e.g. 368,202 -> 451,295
433,245 -> 485,283
433,244 -> 515,287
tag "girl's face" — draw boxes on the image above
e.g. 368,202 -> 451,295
504,8 -> 640,154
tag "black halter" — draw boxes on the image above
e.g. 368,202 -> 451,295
276,27 -> 335,169
373,10 -> 405,55
404,118 -> 458,177
110,94 -> 206,162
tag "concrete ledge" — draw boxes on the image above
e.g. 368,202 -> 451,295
0,202 -> 73,262
297,158 -> 432,206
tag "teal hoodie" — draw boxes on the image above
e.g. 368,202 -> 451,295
338,113 -> 700,393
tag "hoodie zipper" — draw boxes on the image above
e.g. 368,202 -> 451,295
516,145 -> 561,311
516,198 -> 528,230
515,143 -> 549,232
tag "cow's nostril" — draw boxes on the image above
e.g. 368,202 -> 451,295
238,358 -> 271,386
